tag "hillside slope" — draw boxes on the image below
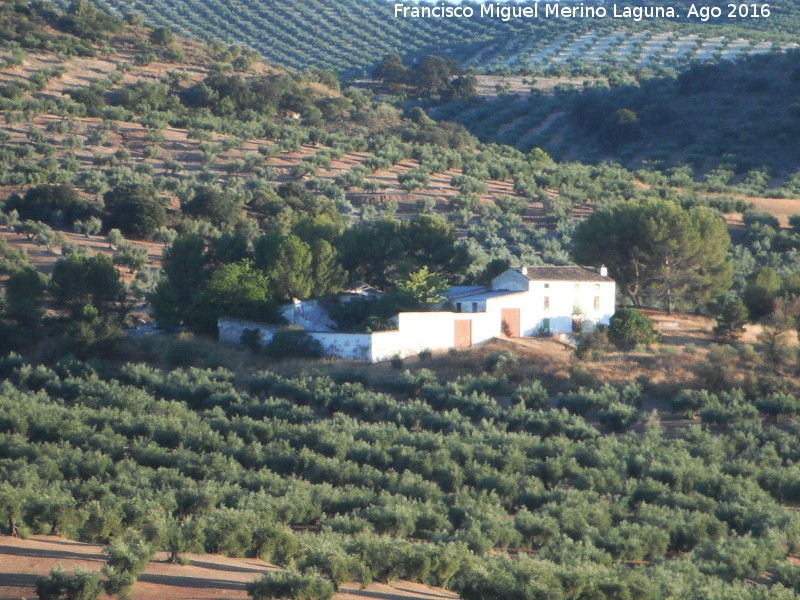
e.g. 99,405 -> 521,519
433,50 -> 800,177
47,0 -> 800,76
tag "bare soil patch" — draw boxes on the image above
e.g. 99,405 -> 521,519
0,535 -> 459,600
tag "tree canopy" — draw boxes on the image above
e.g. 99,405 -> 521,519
573,200 -> 732,312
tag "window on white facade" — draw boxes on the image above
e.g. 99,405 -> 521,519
594,296 -> 600,310
595,284 -> 601,291
544,283 -> 550,289
543,296 -> 550,310
543,318 -> 550,330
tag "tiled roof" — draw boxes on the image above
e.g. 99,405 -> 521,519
520,266 -> 611,282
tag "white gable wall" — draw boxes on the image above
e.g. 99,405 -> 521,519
491,270 -> 530,292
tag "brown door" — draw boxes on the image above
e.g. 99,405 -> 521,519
454,319 -> 472,349
501,308 -> 521,337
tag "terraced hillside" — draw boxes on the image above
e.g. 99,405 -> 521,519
434,49 -> 800,177
49,0 -> 800,76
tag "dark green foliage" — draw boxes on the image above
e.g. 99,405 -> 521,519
375,53 -> 474,99
574,200 -> 732,312
50,253 -> 124,316
103,184 -> 167,239
59,0 -> 121,41
573,326 -> 609,359
149,26 -> 174,46
66,85 -> 106,117
186,260 -> 281,334
713,297 -> 749,341
445,52 -> 800,177
102,532 -> 153,600
0,239 -> 29,275
600,108 -> 640,150
36,566 -> 101,600
338,216 -> 466,288
607,309 -> 656,350
5,184 -> 101,227
268,235 -> 313,301
4,266 -> 46,327
511,381 -> 549,409
0,357 -> 798,599
247,571 -> 333,600
149,234 -> 208,326
743,267 -> 782,321
183,185 -> 242,227
264,329 -> 322,359
772,563 -> 800,593
597,402 -> 639,432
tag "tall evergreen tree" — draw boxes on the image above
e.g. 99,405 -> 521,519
574,200 -> 732,312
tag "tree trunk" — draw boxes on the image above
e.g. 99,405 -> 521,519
9,518 -> 19,538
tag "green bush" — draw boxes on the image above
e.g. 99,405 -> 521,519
264,330 -> 323,359
36,566 -> 101,600
607,308 -> 656,350
247,570 -> 333,600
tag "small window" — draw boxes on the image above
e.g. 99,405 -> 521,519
595,284 -> 601,291
594,296 -> 600,310
543,318 -> 551,330
472,302 -> 478,312
543,296 -> 550,310
544,283 -> 550,289
456,302 -> 462,313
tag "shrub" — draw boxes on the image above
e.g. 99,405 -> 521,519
36,566 -> 101,600
264,329 -> 323,359
597,402 -> 639,432
573,326 -> 608,359
247,571 -> 333,600
483,351 -> 520,376
512,381 -> 549,409
102,532 -> 153,600
607,308 -> 656,350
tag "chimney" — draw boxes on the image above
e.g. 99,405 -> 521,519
521,266 -> 528,276
599,265 -> 608,277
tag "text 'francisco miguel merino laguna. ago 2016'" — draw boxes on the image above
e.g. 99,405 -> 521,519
393,2 -> 736,22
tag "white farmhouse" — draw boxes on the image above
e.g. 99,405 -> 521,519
446,265 -> 616,337
219,266 -> 615,362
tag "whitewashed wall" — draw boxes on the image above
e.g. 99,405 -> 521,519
524,280 -> 615,334
220,276 -> 615,361
312,332 -> 372,361
218,318 -> 280,345
219,318 -> 373,360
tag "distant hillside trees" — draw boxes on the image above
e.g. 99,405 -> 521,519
59,0 -> 122,42
374,53 -> 477,98
574,200 -> 732,312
